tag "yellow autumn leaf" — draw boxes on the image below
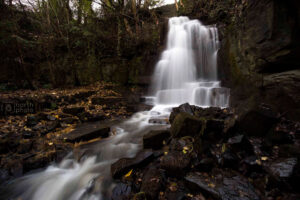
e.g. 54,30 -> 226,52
221,143 -> 226,153
187,193 -> 193,198
256,159 -> 262,165
124,169 -> 133,178
183,146 -> 189,151
261,156 -> 268,161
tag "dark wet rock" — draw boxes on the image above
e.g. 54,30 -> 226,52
241,156 -> 263,175
63,122 -> 110,143
193,107 -> 230,120
220,150 -> 239,169
185,172 -> 219,199
25,115 -> 39,127
111,182 -> 132,200
46,120 -> 60,132
32,124 -> 47,134
266,129 -> 294,145
32,120 -> 60,135
9,161 -> 23,177
169,103 -> 194,123
265,157 -> 298,188
55,144 -> 73,162
169,138 -> 186,151
22,130 -> 35,139
0,136 -> 20,154
111,150 -> 154,179
239,104 -> 279,136
219,176 -> 259,200
164,192 -> 186,200
0,137 -> 9,154
163,180 -> 188,200
227,135 -> 254,154
23,151 -> 56,172
78,112 -> 106,122
171,112 -> 204,138
60,117 -> 79,124
62,106 -> 85,116
0,169 -> 9,183
143,130 -> 170,150
160,151 -> 190,177
148,117 -> 169,125
205,119 -> 224,135
194,158 -> 215,172
132,192 -> 146,200
195,139 -> 211,155
267,157 -> 297,178
46,115 -> 57,121
278,144 -> 300,157
185,173 -> 259,200
17,139 -> 33,154
140,167 -> 163,200
202,119 -> 226,143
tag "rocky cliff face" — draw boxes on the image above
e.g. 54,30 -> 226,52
180,0 -> 300,120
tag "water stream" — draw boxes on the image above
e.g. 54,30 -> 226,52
1,16 -> 229,200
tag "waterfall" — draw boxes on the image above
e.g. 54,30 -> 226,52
149,16 -> 229,107
0,17 -> 230,200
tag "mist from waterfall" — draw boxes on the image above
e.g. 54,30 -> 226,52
0,17 -> 229,200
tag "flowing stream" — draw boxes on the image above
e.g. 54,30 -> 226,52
1,16 -> 229,200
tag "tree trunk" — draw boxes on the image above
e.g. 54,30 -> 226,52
117,15 -> 122,57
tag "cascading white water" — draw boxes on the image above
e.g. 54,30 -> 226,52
0,17 -> 229,200
149,16 -> 229,107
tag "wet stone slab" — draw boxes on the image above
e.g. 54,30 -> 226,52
63,121 -> 110,143
185,172 -> 259,200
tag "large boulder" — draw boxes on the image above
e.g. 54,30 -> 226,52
238,104 -> 279,136
169,103 -> 194,124
143,130 -> 170,150
160,151 -> 190,177
265,157 -> 299,189
111,182 -> 132,200
111,150 -> 154,179
140,167 -> 164,200
171,112 -> 205,138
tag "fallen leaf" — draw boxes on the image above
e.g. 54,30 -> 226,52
208,183 -> 215,188
187,193 -> 193,198
256,159 -> 262,165
221,143 -> 226,153
124,169 -> 133,178
261,156 -> 268,161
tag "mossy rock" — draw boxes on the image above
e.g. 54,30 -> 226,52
171,112 -> 205,138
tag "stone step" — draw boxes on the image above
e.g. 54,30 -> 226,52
63,122 -> 110,143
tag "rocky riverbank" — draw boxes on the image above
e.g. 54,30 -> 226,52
109,103 -> 299,200
0,82 -> 147,182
